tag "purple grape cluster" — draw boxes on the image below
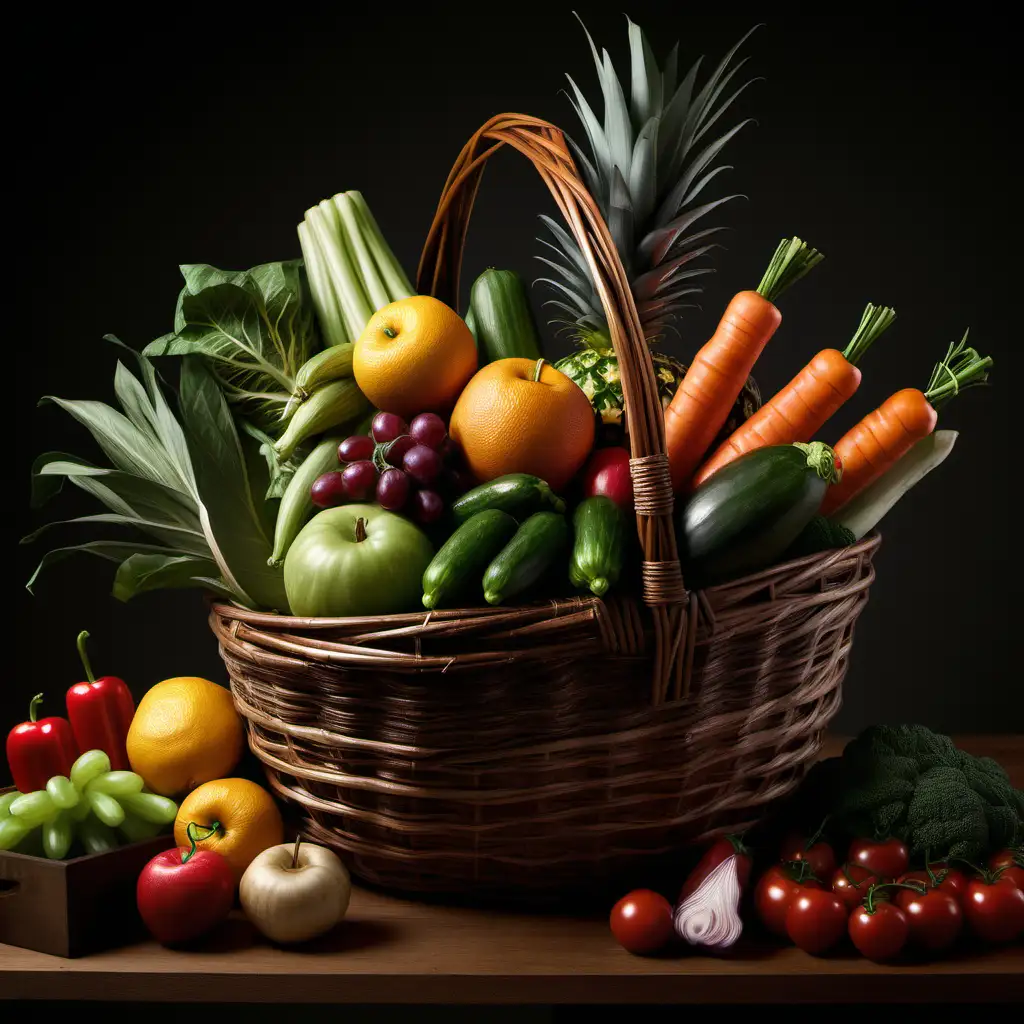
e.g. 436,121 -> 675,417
310,412 -> 472,526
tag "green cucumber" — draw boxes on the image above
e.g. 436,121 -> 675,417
467,269 -> 543,364
422,510 -> 519,609
783,515 -> 856,560
452,473 -> 565,524
483,511 -> 569,605
678,441 -> 842,586
463,305 -> 479,345
569,496 -> 626,597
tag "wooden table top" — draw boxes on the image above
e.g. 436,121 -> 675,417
2,735 -> 1022,1005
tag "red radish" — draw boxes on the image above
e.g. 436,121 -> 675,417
581,447 -> 633,511
674,835 -> 752,950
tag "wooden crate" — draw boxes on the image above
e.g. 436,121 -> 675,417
1,790 -> 174,957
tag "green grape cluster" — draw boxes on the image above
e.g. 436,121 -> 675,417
0,750 -> 178,858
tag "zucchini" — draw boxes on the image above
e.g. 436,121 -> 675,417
678,441 -> 842,585
783,515 -> 856,560
483,511 -> 569,605
451,473 -> 565,524
467,269 -> 543,364
569,496 -> 625,596
422,509 -> 519,609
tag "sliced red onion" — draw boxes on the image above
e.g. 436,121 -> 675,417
673,854 -> 744,950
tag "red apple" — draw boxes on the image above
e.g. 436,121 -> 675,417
137,845 -> 235,946
581,447 -> 633,511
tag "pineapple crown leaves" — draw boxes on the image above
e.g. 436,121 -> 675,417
538,15 -> 762,345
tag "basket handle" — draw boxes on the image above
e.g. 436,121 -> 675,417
417,113 -> 688,703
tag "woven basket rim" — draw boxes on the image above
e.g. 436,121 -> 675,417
212,531 -> 881,626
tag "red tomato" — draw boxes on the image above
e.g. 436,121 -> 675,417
754,864 -> 822,937
963,877 -> 1024,944
988,849 -> 1024,891
780,831 -> 837,881
831,863 -> 878,910
849,900 -> 910,961
784,889 -> 848,955
609,889 -> 674,955
899,888 -> 963,951
847,837 -> 909,879
580,447 -> 633,511
896,865 -> 967,906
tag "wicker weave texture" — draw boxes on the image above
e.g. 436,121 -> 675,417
217,536 -> 878,895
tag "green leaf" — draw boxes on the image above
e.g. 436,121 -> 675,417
145,260 -> 319,433
177,355 -> 288,612
112,553 -> 227,602
640,196 -> 740,265
628,118 -> 658,228
627,17 -> 662,131
607,166 -> 635,280
239,420 -> 296,503
26,541 -> 184,595
22,513 -> 209,558
565,76 -> 612,185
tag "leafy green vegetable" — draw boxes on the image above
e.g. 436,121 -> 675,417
788,725 -> 1024,863
25,339 -> 287,611
143,260 -> 320,431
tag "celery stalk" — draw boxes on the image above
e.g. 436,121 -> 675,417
333,193 -> 392,312
834,430 -> 958,540
298,220 -> 349,349
347,190 -> 415,300
308,201 -> 374,339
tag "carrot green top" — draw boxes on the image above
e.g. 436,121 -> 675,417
842,302 -> 897,367
755,236 -> 825,304
923,331 -> 993,408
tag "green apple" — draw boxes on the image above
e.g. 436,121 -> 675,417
284,504 -> 434,617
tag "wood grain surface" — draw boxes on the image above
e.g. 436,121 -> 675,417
2,735 -> 1021,1004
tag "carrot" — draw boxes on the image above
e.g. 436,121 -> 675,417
820,332 -> 992,515
665,237 -> 824,492
691,303 -> 897,486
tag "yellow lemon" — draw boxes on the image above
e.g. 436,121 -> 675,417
174,778 -> 284,883
127,676 -> 244,797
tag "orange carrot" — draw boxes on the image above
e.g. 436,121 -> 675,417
691,303 -> 896,486
665,237 -> 824,492
820,332 -> 992,515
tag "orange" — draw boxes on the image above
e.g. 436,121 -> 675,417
352,295 -> 477,419
449,358 -> 596,492
127,677 -> 244,797
174,778 -> 284,883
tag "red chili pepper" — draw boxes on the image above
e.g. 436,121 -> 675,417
674,834 -> 753,950
65,631 -> 135,772
6,693 -> 79,793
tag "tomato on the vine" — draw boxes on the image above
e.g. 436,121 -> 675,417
609,889 -> 674,955
849,890 -> 910,962
832,863 -> 877,910
754,863 -> 822,937
988,848 -> 1024,891
784,888 -> 848,955
896,864 -> 968,906
780,830 -> 837,881
847,837 -> 909,879
963,875 -> 1024,944
899,887 -> 963,951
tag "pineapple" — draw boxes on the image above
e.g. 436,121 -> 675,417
542,18 -> 762,438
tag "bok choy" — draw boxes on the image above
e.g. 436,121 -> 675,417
24,340 -> 288,611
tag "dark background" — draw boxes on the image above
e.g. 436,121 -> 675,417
10,5 -> 1021,784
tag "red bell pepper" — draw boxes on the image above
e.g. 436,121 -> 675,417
674,834 -> 753,951
6,694 -> 78,793
65,631 -> 135,772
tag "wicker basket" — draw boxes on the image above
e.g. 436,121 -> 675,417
214,114 -> 880,898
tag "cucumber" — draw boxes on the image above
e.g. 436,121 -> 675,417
422,509 -> 519,609
483,511 -> 569,605
463,305 -> 479,345
569,496 -> 626,597
678,441 -> 842,586
783,515 -> 856,560
467,269 -> 543,364
452,474 -> 565,524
